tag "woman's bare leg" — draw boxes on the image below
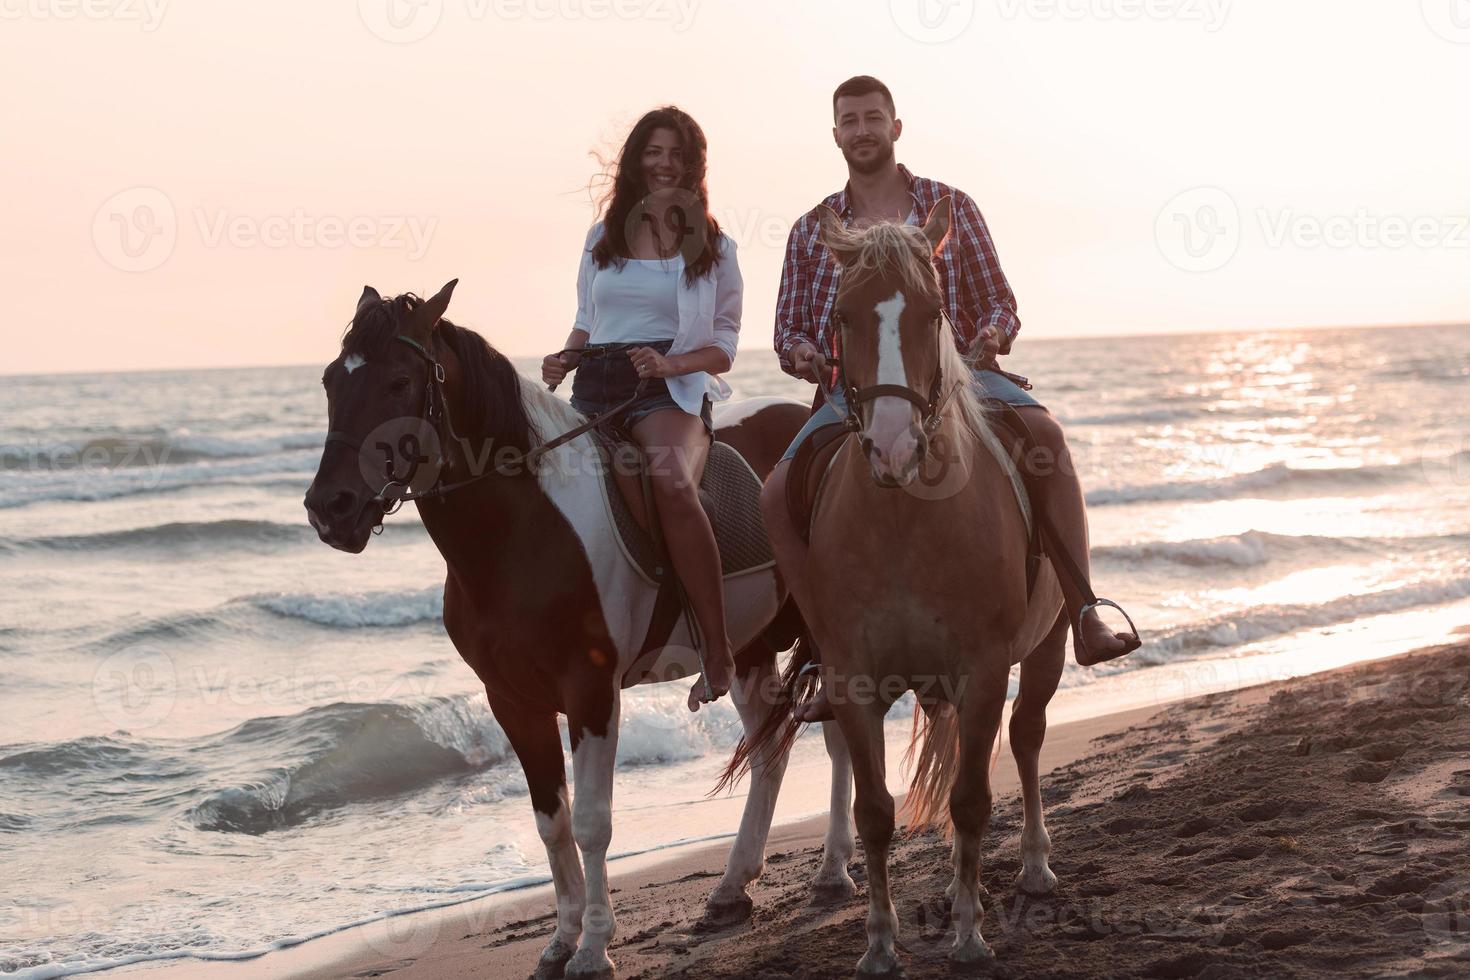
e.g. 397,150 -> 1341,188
630,409 -> 734,710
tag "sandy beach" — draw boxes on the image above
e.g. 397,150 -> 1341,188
145,636 -> 1469,980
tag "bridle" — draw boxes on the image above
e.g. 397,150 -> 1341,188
321,335 -> 632,532
823,308 -> 966,450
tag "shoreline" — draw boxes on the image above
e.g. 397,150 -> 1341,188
109,622 -> 1470,979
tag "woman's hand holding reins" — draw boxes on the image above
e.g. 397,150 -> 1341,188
542,350 -> 580,387
628,346 -> 677,380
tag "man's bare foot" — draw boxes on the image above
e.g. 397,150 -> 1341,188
1073,606 -> 1140,667
688,638 -> 735,712
793,682 -> 835,723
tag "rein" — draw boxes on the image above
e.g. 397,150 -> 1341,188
323,336 -> 643,530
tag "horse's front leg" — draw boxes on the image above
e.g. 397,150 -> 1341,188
831,697 -> 900,977
565,690 -> 621,980
489,694 -> 586,979
706,654 -> 790,923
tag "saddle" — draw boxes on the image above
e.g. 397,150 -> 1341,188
591,429 -> 775,587
783,392 -> 1048,599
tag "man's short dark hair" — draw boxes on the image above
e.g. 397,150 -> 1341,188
832,75 -> 896,120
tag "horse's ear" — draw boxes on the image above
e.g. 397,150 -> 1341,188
410,279 -> 458,338
922,196 -> 953,254
815,206 -> 859,267
357,285 -> 381,311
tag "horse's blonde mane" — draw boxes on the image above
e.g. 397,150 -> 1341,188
827,221 -> 943,307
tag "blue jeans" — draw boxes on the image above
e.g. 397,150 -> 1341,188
570,340 -> 713,434
779,366 -> 1043,462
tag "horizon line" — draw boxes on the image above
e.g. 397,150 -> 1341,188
4,318 -> 1466,381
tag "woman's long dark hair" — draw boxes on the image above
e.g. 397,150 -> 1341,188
591,106 -> 723,286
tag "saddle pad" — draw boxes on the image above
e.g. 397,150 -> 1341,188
597,434 -> 776,586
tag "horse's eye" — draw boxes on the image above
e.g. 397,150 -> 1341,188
390,376 -> 411,393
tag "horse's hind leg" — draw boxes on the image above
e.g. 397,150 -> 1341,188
948,668 -> 1009,966
707,652 -> 791,923
1011,611 -> 1067,896
811,720 -> 857,904
488,694 -> 584,979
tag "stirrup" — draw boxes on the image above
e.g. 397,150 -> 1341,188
1074,598 -> 1142,667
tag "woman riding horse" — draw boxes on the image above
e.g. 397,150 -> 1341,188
542,106 -> 742,711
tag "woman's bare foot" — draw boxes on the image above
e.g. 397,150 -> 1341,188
1073,606 -> 1140,667
688,637 -> 735,712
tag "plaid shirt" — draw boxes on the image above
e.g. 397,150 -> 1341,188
773,164 -> 1020,378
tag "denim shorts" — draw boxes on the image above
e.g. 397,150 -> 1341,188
779,366 -> 1043,462
570,340 -> 713,435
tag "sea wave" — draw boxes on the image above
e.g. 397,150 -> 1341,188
1086,454 -> 1468,507
0,520 -> 310,555
188,698 -> 508,834
1135,571 -> 1470,662
0,453 -> 318,509
1094,530 -> 1470,570
0,431 -> 324,471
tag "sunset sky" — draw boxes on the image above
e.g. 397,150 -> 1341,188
4,0 -> 1469,375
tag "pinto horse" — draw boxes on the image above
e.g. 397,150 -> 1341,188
304,281 -> 852,979
784,200 -> 1070,974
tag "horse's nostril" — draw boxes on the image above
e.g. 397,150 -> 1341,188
915,432 -> 929,462
326,490 -> 357,518
860,437 -> 877,460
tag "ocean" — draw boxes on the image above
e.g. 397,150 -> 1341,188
3,324 -> 1469,977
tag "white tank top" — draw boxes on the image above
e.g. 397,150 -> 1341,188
587,256 -> 683,345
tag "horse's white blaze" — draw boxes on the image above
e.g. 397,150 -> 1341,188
343,353 -> 366,374
867,291 -> 922,479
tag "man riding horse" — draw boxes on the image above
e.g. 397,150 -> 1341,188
760,75 -> 1140,722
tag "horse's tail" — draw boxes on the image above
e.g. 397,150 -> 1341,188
711,634 -> 817,797
899,698 -> 1006,835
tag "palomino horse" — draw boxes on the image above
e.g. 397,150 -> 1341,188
303,282 -> 854,979
791,200 -> 1069,974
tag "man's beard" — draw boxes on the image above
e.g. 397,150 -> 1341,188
841,139 -> 894,175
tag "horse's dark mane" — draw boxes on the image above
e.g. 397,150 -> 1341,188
342,293 -> 537,458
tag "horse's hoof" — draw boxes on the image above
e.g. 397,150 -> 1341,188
1015,865 -> 1057,896
532,939 -> 575,980
948,934 -> 994,968
856,950 -> 903,978
563,949 -> 614,980
703,891 -> 754,926
809,875 -> 857,906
